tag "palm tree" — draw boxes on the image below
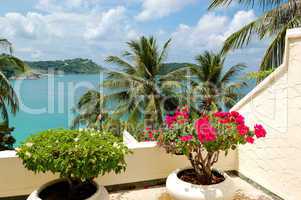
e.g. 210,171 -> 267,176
164,51 -> 247,114
209,0 -> 301,73
73,36 -> 181,129
0,38 -> 26,150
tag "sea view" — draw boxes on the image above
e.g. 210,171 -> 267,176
10,74 -> 102,145
10,73 -> 254,146
1,1 -> 300,199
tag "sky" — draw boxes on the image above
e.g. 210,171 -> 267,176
0,0 -> 269,70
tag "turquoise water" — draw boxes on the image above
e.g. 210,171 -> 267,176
9,74 -> 102,146
9,74 -> 254,146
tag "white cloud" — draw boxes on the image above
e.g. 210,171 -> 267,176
225,10 -> 256,36
84,6 -> 126,40
167,10 -> 266,69
171,10 -> 257,56
136,0 -> 196,21
0,12 -> 83,40
0,1 -> 264,70
0,6 -> 139,62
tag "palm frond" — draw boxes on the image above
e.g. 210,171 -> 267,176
0,39 -> 13,54
0,72 -> 19,115
244,69 -> 275,82
0,96 -> 9,123
221,63 -> 247,83
260,16 -> 301,71
158,38 -> 172,69
222,20 -> 260,54
209,0 -> 292,10
105,56 -> 136,73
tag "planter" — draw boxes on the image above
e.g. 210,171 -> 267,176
166,168 -> 235,200
27,179 -> 109,200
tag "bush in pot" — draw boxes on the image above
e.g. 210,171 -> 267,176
145,107 -> 267,200
17,129 -> 130,200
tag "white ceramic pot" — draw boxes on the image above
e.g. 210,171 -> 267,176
27,179 -> 109,200
166,168 -> 235,200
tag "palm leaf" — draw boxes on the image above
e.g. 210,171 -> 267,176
0,39 -> 13,54
222,20 -> 260,54
221,63 -> 247,83
209,0 -> 294,10
260,16 -> 301,71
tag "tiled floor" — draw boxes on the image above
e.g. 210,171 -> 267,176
110,176 -> 273,200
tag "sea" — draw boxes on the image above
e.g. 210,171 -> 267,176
9,74 -> 254,146
9,74 -> 103,146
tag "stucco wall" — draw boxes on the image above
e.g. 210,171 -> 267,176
231,28 -> 301,200
0,134 -> 238,198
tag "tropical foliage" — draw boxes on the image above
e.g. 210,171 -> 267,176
74,36 -> 182,130
209,0 -> 301,72
17,129 -> 130,198
0,38 -> 26,150
164,51 -> 247,114
71,90 -> 133,136
244,68 -> 275,81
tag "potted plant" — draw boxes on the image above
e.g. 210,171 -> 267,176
17,129 -> 130,200
145,107 -> 267,200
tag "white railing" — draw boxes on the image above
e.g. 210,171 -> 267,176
0,131 -> 238,198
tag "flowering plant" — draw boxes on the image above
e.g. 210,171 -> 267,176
144,107 -> 266,184
17,129 -> 130,198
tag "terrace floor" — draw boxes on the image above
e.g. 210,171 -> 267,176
110,174 -> 280,200
2,173 -> 282,200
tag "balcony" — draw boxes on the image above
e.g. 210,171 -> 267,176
1,28 -> 301,200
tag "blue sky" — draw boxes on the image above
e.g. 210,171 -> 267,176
0,0 -> 268,70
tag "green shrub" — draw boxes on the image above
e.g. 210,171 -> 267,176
17,129 -> 130,183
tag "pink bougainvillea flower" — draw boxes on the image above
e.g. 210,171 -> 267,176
234,115 -> 245,125
180,135 -> 193,142
246,136 -> 254,144
148,132 -> 154,140
254,124 -> 266,138
175,110 -> 189,121
237,124 -> 249,136
195,117 -> 216,143
165,115 -> 176,128
214,111 -> 228,118
230,111 -> 240,118
197,133 -> 204,143
165,107 -> 190,128
204,132 -> 216,142
218,118 -> 230,124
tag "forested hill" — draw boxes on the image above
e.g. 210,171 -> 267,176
25,58 -> 101,74
160,63 -> 194,74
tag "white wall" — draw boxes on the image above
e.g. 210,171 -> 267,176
231,28 -> 301,200
0,134 -> 238,197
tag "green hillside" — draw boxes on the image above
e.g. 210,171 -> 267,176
25,58 -> 101,74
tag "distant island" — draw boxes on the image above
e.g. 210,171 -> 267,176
7,60 -> 192,80
8,58 -> 101,80
26,58 -> 101,74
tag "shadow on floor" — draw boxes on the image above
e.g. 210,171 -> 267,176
0,196 -> 27,200
157,192 -> 272,200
